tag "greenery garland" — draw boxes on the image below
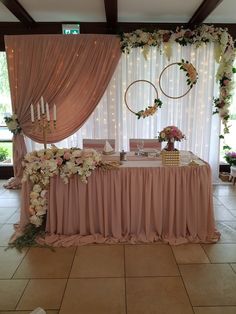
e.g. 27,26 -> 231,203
120,24 -> 236,137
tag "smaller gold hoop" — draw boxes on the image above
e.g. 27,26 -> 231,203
124,80 -> 162,119
159,61 -> 198,100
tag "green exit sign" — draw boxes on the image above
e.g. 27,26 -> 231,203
62,24 -> 80,35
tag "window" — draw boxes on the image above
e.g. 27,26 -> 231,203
220,62 -> 236,163
0,52 -> 12,164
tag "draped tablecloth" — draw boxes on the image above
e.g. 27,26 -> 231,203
19,158 -> 220,246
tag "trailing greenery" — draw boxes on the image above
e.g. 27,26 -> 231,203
0,142 -> 12,158
8,221 -> 46,251
0,147 -> 8,161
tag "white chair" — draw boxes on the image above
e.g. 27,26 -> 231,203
129,139 -> 161,152
82,139 -> 115,152
230,166 -> 236,185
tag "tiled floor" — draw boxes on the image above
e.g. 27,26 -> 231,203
0,180 -> 236,314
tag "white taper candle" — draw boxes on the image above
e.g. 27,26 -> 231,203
41,96 -> 44,114
53,104 -> 56,121
37,103 -> 40,120
46,103 -> 50,121
30,104 -> 34,122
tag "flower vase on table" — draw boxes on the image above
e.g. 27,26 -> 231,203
166,140 -> 175,151
157,126 -> 185,165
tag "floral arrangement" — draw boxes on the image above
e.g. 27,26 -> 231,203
120,25 -> 236,136
178,59 -> 198,88
136,98 -> 162,119
158,126 -> 185,143
4,113 -> 22,135
224,151 -> 236,166
22,147 -> 119,227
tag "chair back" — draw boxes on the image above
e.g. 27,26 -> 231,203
83,139 -> 115,151
129,139 -> 161,151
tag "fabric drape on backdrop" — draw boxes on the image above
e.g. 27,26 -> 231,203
27,43 -> 220,182
4,34 -> 121,188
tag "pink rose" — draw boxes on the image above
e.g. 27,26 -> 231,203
75,158 -> 82,165
223,79 -> 229,85
56,157 -> 63,165
63,152 -> 71,160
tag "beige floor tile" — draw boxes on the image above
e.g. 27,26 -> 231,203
125,244 -> 179,276
60,278 -> 125,314
172,244 -> 210,264
0,189 -> 21,199
218,196 -> 236,210
231,264 -> 236,273
214,205 -> 236,221
202,244 -> 236,263
14,247 -> 76,279
180,264 -> 236,306
0,312 -> 58,314
217,221 -> 236,243
70,245 -> 124,278
7,212 -> 20,224
213,197 -> 222,205
229,209 -> 236,217
213,185 -> 236,197
0,247 -> 28,279
0,224 -> 15,246
0,209 -> 17,223
126,277 -> 193,314
0,198 -> 20,208
193,306 -> 236,314
0,279 -> 28,310
16,279 -> 66,310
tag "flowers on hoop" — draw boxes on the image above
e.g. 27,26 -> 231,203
4,113 -> 22,135
22,147 -> 119,227
136,98 -> 162,119
158,126 -> 186,143
124,79 -> 162,119
178,59 -> 198,88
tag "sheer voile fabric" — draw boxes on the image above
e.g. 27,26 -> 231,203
4,34 -> 121,185
18,163 -> 220,246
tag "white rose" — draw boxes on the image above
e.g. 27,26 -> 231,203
33,184 -> 42,193
30,215 -> 42,227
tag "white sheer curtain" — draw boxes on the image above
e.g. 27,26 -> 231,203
25,42 -> 220,181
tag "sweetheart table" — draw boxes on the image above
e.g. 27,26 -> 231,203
18,152 -> 220,246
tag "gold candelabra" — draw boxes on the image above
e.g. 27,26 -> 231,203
31,97 -> 57,149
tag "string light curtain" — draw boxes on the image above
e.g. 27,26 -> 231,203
26,43 -> 220,181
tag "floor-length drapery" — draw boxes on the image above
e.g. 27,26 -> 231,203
4,34 -> 121,187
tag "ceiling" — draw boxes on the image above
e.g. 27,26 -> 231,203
0,0 -> 236,51
0,0 -> 235,24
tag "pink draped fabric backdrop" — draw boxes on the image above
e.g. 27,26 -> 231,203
4,34 -> 121,188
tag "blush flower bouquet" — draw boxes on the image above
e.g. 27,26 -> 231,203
224,151 -> 236,166
158,126 -> 185,151
158,126 -> 185,142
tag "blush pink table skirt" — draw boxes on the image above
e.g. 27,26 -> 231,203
17,162 -> 220,247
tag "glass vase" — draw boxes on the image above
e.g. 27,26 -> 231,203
166,140 -> 174,151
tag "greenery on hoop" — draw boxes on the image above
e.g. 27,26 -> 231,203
136,98 -> 162,119
177,59 -> 198,88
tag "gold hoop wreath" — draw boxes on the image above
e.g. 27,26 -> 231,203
158,59 -> 198,99
124,80 -> 162,119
